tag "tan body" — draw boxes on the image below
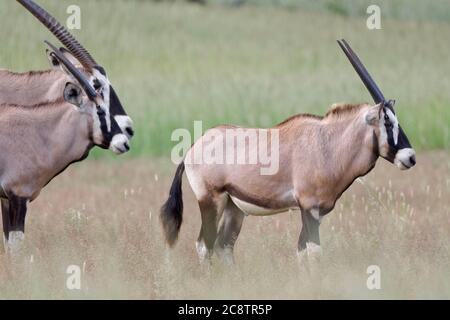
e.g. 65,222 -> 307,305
186,105 -> 378,216
0,0 -> 133,254
0,101 -> 93,201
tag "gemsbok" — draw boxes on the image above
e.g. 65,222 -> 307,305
160,39 -> 416,266
0,0 -> 134,139
1,43 -> 129,252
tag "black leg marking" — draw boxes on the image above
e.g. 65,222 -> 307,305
215,200 -> 245,265
1,195 -> 28,241
1,199 -> 11,241
196,198 -> 221,262
298,209 -> 321,252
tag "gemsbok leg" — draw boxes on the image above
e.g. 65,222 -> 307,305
214,200 -> 245,266
1,196 -> 28,253
1,199 -> 10,250
195,193 -> 227,264
297,209 -> 322,267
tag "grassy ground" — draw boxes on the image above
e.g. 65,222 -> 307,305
0,0 -> 449,157
212,0 -> 450,23
0,1 -> 449,299
0,152 -> 449,299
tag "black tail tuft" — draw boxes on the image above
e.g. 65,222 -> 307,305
160,162 -> 185,247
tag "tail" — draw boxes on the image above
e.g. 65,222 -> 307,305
160,161 -> 185,247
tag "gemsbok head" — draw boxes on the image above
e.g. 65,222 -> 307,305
1,43 -> 127,253
337,39 -> 416,170
160,39 -> 416,268
0,0 -> 134,140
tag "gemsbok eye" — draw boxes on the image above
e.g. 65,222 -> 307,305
93,79 -> 102,91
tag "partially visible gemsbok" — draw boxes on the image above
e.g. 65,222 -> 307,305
1,43 -> 128,253
160,40 -> 416,266
0,0 -> 134,139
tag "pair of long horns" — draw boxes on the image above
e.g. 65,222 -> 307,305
17,0 -> 99,71
338,39 -> 393,110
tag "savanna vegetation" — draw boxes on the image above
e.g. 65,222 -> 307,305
0,0 -> 449,299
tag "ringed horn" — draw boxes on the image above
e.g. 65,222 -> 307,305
17,0 -> 99,70
337,39 -> 394,111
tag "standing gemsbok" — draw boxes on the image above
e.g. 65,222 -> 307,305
160,40 -> 416,265
1,42 -> 129,252
0,0 -> 134,140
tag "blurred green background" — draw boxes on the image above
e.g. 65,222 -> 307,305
1,0 -> 449,157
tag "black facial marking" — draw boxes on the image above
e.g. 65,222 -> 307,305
126,127 -> 135,137
109,86 -> 127,116
396,125 -> 413,150
94,66 -> 107,76
96,105 -> 124,149
384,111 -> 396,148
93,79 -> 102,91
97,106 -> 112,149
381,107 -> 413,163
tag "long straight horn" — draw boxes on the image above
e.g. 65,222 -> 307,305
17,0 -> 98,70
45,41 -> 97,100
337,39 -> 386,104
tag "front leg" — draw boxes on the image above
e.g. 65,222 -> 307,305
297,208 -> 322,266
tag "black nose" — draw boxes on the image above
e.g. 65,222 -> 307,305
124,142 -> 130,151
126,127 -> 134,138
409,155 -> 416,166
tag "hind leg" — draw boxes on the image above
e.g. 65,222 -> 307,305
1,199 -> 9,254
297,208 -> 322,275
214,200 -> 245,266
196,193 -> 227,264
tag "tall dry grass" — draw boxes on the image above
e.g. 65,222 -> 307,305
0,0 -> 449,157
0,152 -> 449,299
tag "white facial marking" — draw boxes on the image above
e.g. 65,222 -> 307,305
385,109 -> 399,145
394,148 -> 416,170
92,69 -> 112,132
109,134 -> 130,154
115,115 -> 134,137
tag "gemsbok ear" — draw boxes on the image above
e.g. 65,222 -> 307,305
46,49 -> 60,69
63,83 -> 83,107
365,105 -> 381,125
49,48 -> 83,76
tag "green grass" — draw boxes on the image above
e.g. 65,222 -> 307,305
1,0 -> 449,158
212,0 -> 450,23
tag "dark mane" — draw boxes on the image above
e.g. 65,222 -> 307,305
324,103 -> 366,118
275,113 -> 323,127
276,103 -> 366,127
2,70 -> 53,77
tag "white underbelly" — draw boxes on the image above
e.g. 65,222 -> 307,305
230,195 -> 291,216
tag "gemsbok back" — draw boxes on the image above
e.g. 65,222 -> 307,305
160,40 -> 416,266
0,43 -> 129,253
0,0 -> 134,139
